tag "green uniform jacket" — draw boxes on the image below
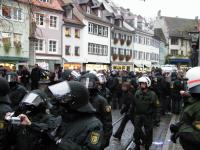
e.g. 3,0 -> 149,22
134,89 -> 160,116
52,115 -> 104,150
178,98 -> 200,143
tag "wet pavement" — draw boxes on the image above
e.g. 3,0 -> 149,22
107,110 -> 174,150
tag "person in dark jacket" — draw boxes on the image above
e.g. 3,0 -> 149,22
107,70 -> 119,109
113,82 -> 135,141
9,90 -> 60,150
31,64 -> 41,90
5,72 -> 28,111
20,66 -> 30,88
47,81 -> 104,150
80,73 -> 113,148
0,77 -> 12,150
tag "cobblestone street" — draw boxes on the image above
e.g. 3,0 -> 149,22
107,110 -> 182,150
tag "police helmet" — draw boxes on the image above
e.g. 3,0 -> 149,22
80,73 -> 99,89
48,81 -> 95,113
20,90 -> 51,112
138,76 -> 151,87
185,67 -> 200,94
5,72 -> 18,83
96,73 -> 107,84
61,69 -> 81,81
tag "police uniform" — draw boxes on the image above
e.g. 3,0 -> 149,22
0,77 -> 13,150
48,81 -> 105,150
133,89 -> 160,150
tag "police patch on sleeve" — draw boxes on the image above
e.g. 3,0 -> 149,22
105,106 -> 111,113
0,121 -> 5,129
90,132 -> 100,145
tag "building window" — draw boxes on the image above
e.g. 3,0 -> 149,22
2,32 -> 11,48
48,40 -> 57,53
98,10 -> 102,17
171,37 -> 178,45
13,8 -> 22,21
126,50 -> 131,55
65,27 -> 71,37
75,46 -> 80,56
133,50 -> 138,59
13,33 -> 21,47
181,39 -> 184,46
139,36 -> 143,44
66,9 -> 72,19
75,29 -> 80,38
49,16 -> 58,28
39,0 -> 50,2
86,6 -> 91,14
2,5 -> 11,19
88,22 -> 108,37
65,45 -> 70,55
35,13 -> 44,27
112,47 -> 118,54
34,39 -> 44,52
181,51 -> 184,55
119,49 -> 124,55
171,49 -> 178,56
88,43 -> 108,56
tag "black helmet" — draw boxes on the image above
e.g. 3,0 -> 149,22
0,77 -> 10,96
48,81 -> 95,113
61,69 -> 81,81
0,77 -> 10,103
20,90 -> 51,112
5,72 -> 18,83
80,73 -> 99,89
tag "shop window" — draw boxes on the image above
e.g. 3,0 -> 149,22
2,5 -> 11,19
65,45 -> 71,55
34,39 -> 44,52
48,40 -> 57,53
75,29 -> 80,38
75,46 -> 80,56
65,27 -> 71,37
49,15 -> 58,28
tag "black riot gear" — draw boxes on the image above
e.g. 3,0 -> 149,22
80,73 -> 99,90
61,69 -> 81,81
48,81 -> 95,113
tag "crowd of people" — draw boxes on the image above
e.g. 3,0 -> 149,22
0,64 -> 199,150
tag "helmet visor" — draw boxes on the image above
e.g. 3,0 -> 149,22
21,92 -> 43,107
48,81 -> 71,97
97,75 -> 106,84
80,77 -> 95,89
6,74 -> 17,82
71,70 -> 81,79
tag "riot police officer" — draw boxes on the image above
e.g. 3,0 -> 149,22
5,72 -> 28,111
133,76 -> 160,150
61,69 -> 81,81
47,81 -> 104,150
80,73 -> 113,148
7,89 -> 60,150
0,77 -> 12,150
170,67 -> 200,150
96,73 -> 112,104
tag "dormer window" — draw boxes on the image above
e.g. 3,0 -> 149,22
119,20 -> 122,27
86,6 -> 91,14
98,10 -> 102,17
39,0 -> 50,2
66,9 -> 73,19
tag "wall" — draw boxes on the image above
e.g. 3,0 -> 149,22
0,1 -> 29,59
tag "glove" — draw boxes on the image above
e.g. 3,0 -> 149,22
120,109 -> 124,115
170,124 -> 179,133
170,134 -> 177,143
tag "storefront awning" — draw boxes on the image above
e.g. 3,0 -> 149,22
169,58 -> 191,63
0,56 -> 28,63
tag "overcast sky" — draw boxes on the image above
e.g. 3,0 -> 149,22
111,0 -> 200,19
